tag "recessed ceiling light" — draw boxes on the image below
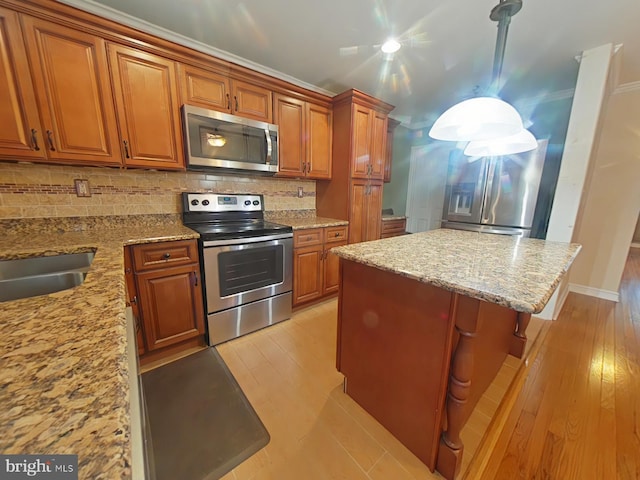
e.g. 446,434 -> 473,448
381,38 -> 401,54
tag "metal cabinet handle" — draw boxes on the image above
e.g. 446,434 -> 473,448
234,96 -> 239,111
226,93 -> 230,110
130,295 -> 137,305
46,130 -> 56,151
302,161 -> 306,174
335,232 -> 340,237
123,140 -> 130,159
192,271 -> 199,286
31,128 -> 40,151
162,252 -> 171,259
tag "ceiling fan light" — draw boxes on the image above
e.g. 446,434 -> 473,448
463,128 -> 538,156
381,38 -> 401,54
428,97 -> 524,142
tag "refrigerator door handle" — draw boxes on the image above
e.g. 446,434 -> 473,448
481,158 -> 496,224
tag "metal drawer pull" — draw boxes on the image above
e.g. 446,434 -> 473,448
163,252 -> 171,259
46,130 -> 56,151
31,129 -> 40,151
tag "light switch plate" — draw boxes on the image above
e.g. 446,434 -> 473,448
74,179 -> 91,197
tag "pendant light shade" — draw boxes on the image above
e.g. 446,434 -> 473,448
428,97 -> 524,142
463,128 -> 538,156
428,0 -> 536,154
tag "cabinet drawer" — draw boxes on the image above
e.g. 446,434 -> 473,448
381,219 -> 406,234
324,225 -> 348,244
131,239 -> 199,271
294,228 -> 323,247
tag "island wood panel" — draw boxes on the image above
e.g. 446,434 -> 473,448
337,258 -> 525,479
337,259 -> 456,471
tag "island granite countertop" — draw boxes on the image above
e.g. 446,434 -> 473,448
0,215 -> 198,479
331,228 -> 581,314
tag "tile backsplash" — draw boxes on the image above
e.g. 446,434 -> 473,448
0,162 -> 315,219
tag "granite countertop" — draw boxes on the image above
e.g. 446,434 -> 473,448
332,228 -> 581,314
0,215 -> 198,479
267,215 -> 349,230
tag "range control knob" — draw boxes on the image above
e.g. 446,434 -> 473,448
202,199 -> 210,206
253,200 -> 260,205
190,199 -> 199,206
244,200 -> 251,206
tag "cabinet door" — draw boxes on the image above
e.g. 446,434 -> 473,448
306,102 -> 332,179
21,16 -> 121,165
179,63 -> 231,112
348,181 -> 368,244
351,104 -> 371,179
293,244 -> 323,305
369,111 -> 387,180
108,44 -> 184,170
124,248 -> 145,355
0,8 -> 44,160
323,238 -> 347,295
231,79 -> 272,122
136,264 -> 205,351
366,183 -> 383,241
274,94 -> 304,177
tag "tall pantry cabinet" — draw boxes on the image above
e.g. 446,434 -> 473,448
316,89 -> 394,244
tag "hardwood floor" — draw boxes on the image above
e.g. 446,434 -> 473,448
476,247 -> 640,480
213,297 -> 543,479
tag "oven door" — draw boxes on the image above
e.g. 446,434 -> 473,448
202,234 -> 293,313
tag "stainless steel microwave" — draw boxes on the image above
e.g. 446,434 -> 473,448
181,104 -> 278,174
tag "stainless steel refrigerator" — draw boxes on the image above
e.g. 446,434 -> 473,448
441,139 -> 548,237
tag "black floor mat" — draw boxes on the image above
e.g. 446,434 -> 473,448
141,348 -> 270,480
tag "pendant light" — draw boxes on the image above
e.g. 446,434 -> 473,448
429,0 -> 536,154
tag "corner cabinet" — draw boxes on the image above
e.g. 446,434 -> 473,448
316,89 -> 394,244
0,8 -> 121,165
293,225 -> 348,306
108,44 -> 184,170
274,93 -> 332,179
125,239 -> 206,362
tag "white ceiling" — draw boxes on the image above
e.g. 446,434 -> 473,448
63,0 -> 640,126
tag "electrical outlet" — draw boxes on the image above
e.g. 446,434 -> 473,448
74,179 -> 91,197
297,186 -> 304,198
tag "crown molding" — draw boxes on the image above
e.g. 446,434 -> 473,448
56,0 -> 336,98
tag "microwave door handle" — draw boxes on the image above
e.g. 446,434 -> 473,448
265,129 -> 273,165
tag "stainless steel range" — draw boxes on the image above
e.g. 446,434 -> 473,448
182,193 -> 293,345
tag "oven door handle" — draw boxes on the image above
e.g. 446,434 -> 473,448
202,233 -> 293,247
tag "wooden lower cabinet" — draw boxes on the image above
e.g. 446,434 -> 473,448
381,217 -> 407,238
293,225 -> 348,306
126,239 -> 206,361
349,180 -> 383,243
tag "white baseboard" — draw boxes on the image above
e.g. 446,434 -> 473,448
569,283 -> 619,302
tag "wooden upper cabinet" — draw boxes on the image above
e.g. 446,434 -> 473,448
231,79 -> 272,122
0,8 -> 44,160
179,63 -> 272,122
306,102 -> 332,179
108,44 -> 184,170
275,94 -> 332,179
274,94 -> 305,176
369,110 -> 387,180
179,63 -> 230,112
351,104 -> 372,179
20,16 -> 121,165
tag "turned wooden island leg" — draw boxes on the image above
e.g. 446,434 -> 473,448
509,312 -> 531,358
437,296 -> 482,480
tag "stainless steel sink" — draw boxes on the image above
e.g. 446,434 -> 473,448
0,251 -> 95,302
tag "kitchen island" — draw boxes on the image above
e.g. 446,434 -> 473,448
332,229 -> 581,480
